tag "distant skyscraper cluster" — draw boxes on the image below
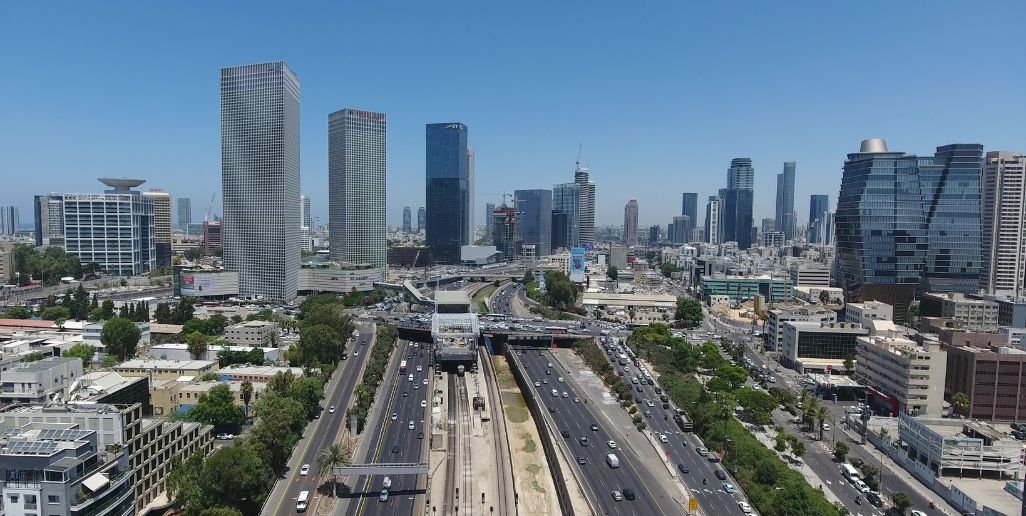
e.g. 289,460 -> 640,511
328,108 -> 387,269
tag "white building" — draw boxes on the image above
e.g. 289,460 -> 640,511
980,151 -> 1026,297
844,300 -> 894,331
143,188 -> 172,267
221,61 -> 301,302
920,292 -> 1000,333
788,264 -> 831,287
766,306 -> 837,351
328,108 -> 387,269
224,320 -> 278,347
899,414 -> 1022,479
216,364 -> 305,383
855,333 -> 947,417
0,357 -> 83,404
148,343 -> 279,363
1001,326 -> 1026,349
58,178 -> 156,276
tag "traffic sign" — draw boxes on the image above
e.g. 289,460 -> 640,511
689,497 -> 698,512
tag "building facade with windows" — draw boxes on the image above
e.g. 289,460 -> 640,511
143,189 -> 171,267
980,151 -> 1026,297
514,189 -> 552,257
425,123 -> 470,264
58,178 -> 156,276
855,334 -> 947,417
781,322 -> 868,373
329,108 -> 387,268
775,161 -> 796,240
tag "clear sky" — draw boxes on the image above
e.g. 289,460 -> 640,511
2,1 -> 1023,230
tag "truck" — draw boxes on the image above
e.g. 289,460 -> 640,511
606,453 -> 620,468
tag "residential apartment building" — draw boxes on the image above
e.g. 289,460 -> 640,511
781,322 -> 868,373
920,292 -> 999,333
224,320 -> 278,347
766,306 -> 837,352
0,357 -> 83,404
0,423 -> 133,516
980,151 -> 1026,297
855,333 -> 947,417
788,264 -> 831,287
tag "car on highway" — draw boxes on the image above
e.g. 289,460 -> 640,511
722,482 -> 735,493
852,478 -> 870,493
910,511 -> 927,516
402,391 -> 409,397
658,434 -> 669,443
677,463 -> 689,474
866,491 -> 884,507
379,489 -> 389,502
408,421 -> 415,430
546,362 -> 553,368
216,433 -> 235,440
561,429 -> 570,438
328,406 -> 336,414
646,400 -> 655,407
607,440 -> 617,449
421,400 -> 427,408
573,397 -> 580,403
422,379 -> 428,385
622,488 -> 635,500
534,381 -> 541,387
561,391 -> 569,398
413,384 -> 420,389
738,501 -> 753,513
636,386 -> 643,392
542,379 -> 548,384
391,413 -> 398,421
391,445 -> 400,453
548,406 -> 556,413
417,432 -> 424,439
299,464 -> 310,476
576,456 -> 588,465
611,490 -> 623,501
696,447 -> 709,456
578,437 -> 589,446
557,377 -> 564,383
590,423 -> 599,431
715,469 -> 727,480
416,365 -> 423,372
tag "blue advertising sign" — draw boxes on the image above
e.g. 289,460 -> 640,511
570,247 -> 586,283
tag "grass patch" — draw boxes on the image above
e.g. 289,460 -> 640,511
502,392 -> 529,423
521,433 -> 537,453
472,284 -> 497,312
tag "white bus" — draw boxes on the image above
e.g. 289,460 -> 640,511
296,490 -> 310,512
840,463 -> 860,482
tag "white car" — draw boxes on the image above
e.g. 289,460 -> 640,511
328,406 -> 335,414
557,377 -> 564,383
391,413 -> 398,421
299,464 -> 310,476
738,501 -> 752,514
852,479 -> 870,493
561,392 -> 569,398
416,365 -> 423,372
408,421 -> 415,430
421,400 -> 427,408
607,440 -> 617,449
658,434 -> 669,443
422,378 -> 428,385
534,381 -> 541,387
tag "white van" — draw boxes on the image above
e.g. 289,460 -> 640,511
296,490 -> 310,512
408,374 -> 414,382
606,453 -> 620,468
840,463 -> 860,482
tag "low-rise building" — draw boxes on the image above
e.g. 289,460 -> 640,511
579,292 -> 677,324
83,320 -> 151,349
0,356 -> 83,404
781,321 -> 868,374
766,306 -> 836,352
1000,326 -> 1026,349
223,320 -> 278,347
855,333 -> 947,417
175,380 -> 268,413
844,300 -> 894,330
700,274 -> 792,304
941,334 -> 1026,422
899,414 -> 1021,480
113,359 -> 217,381
0,422 -> 133,516
920,292 -> 999,333
298,260 -> 385,293
215,364 -> 305,383
788,264 -> 831,287
792,285 -> 843,304
148,342 -> 279,363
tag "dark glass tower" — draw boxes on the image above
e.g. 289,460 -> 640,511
681,192 -> 699,237
808,194 -> 829,243
722,158 -> 755,249
836,139 -> 982,323
514,189 -> 552,257
425,123 -> 469,264
775,162 -> 796,240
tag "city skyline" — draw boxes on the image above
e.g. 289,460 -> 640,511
2,3 -> 1020,231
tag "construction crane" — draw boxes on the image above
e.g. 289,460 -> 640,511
204,192 -> 217,222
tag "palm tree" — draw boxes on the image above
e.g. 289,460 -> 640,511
802,395 -> 820,432
240,381 -> 253,417
318,439 -> 354,497
952,392 -> 970,419
814,405 -> 830,441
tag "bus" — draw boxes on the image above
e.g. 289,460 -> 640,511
485,313 -> 510,321
296,490 -> 310,512
399,360 -> 408,374
545,326 -> 568,335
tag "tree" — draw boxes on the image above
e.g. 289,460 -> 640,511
250,393 -> 307,475
606,265 -> 618,281
166,453 -> 204,514
819,289 -> 831,304
100,317 -> 141,361
64,343 -> 96,366
200,508 -> 244,516
790,439 -> 806,459
774,433 -> 788,452
186,331 -> 210,360
843,355 -> 855,373
890,491 -> 912,514
100,300 -> 115,320
287,377 -> 324,419
187,384 -> 245,429
522,270 -> 534,284
240,381 -> 254,417
952,392 -> 970,418
318,439 -> 354,497
198,444 -> 269,515
833,442 -> 849,462
814,405 -> 831,440
154,302 -> 173,324
267,371 -> 296,396
674,297 -> 704,328
3,305 -> 30,319
42,306 -> 71,322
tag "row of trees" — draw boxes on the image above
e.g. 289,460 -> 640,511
10,245 -> 95,286
292,294 -> 354,367
153,299 -> 197,325
524,270 -> 578,312
346,325 -> 398,432
674,297 -> 704,328
573,339 -> 643,429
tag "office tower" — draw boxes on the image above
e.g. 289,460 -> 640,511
761,218 -> 775,236
301,194 -> 312,227
574,161 -> 596,245
221,61 -> 301,302
775,162 -> 796,239
705,196 -> 722,245
177,197 -> 192,230
648,225 -> 660,245
467,145 -> 475,244
551,212 -> 568,250
60,178 -> 155,276
981,151 -> 1026,297
553,182 -> 580,247
722,158 -> 755,249
514,189 -> 552,257
33,195 -> 64,246
417,207 -> 426,233
808,194 -> 829,244
402,206 -> 413,233
836,139 -> 982,323
202,220 -> 222,256
425,123 -> 470,264
0,206 -> 19,235
671,216 -> 689,243
823,211 -> 835,246
623,199 -> 639,246
328,108 -> 387,268
143,189 -> 172,266
484,202 -> 496,243
681,192 -> 699,224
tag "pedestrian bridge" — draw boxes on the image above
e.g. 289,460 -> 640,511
332,462 -> 429,476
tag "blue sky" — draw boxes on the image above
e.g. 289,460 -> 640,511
2,1 -> 1023,229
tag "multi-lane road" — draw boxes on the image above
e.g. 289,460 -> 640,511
265,321 -> 375,516
344,340 -> 432,516
512,348 -> 680,515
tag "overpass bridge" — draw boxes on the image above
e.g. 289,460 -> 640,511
390,320 -> 583,354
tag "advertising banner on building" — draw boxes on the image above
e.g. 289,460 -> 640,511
180,274 -> 214,296
569,247 -> 586,283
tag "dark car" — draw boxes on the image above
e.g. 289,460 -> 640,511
622,488 -> 636,500
548,406 -> 556,413
561,429 -> 570,438
677,463 -> 689,474
578,437 -> 589,446
636,386 -> 643,392
577,456 -> 588,465
866,492 -> 883,507
590,424 -> 599,431
715,469 -> 727,480
391,445 -> 400,453
417,432 -> 424,439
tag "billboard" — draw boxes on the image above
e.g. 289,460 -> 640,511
569,247 -> 586,283
179,274 -> 215,296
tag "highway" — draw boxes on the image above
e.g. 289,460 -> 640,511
601,336 -> 750,516
511,348 -> 680,515
345,340 -> 431,516
266,321 -> 375,516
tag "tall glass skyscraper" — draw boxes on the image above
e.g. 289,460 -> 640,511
402,206 -> 412,233
176,197 -> 192,230
808,194 -> 829,243
301,194 -> 312,227
329,108 -> 387,268
553,182 -> 580,248
681,192 -> 699,237
775,162 -> 796,240
722,158 -> 755,249
425,123 -> 470,264
514,189 -> 552,257
574,163 -> 596,246
220,61 -> 301,302
836,139 -> 982,323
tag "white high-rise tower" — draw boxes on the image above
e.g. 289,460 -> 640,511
329,108 -> 387,268
981,151 -> 1026,297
